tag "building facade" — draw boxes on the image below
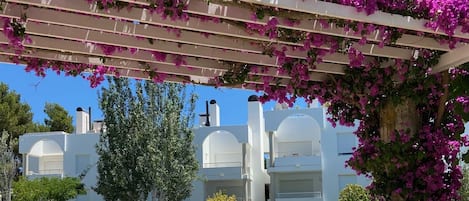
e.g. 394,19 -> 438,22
190,96 -> 369,201
19,96 -> 370,201
18,108 -> 102,201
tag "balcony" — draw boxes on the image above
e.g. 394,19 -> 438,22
269,153 -> 322,172
204,162 -> 242,168
27,168 -> 64,179
276,192 -> 322,201
201,162 -> 249,180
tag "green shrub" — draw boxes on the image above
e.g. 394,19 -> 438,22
206,190 -> 236,201
13,177 -> 85,201
339,184 -> 371,201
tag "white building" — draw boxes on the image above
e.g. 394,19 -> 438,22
190,96 -> 369,201
18,96 -> 369,201
18,107 -> 102,201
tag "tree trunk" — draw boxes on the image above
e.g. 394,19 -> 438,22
379,98 -> 419,201
379,98 -> 419,143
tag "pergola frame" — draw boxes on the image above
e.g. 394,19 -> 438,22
1,1 -> 467,200
0,0 -> 467,87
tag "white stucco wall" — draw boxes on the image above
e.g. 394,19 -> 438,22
19,100 -> 382,201
19,132 -> 102,201
64,134 -> 101,201
203,131 -> 242,167
275,114 -> 321,157
320,122 -> 369,201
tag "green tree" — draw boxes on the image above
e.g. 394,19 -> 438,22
29,122 -> 50,133
144,80 -> 198,201
0,131 -> 16,201
43,102 -> 74,133
206,191 -> 237,201
0,83 -> 33,142
339,184 -> 371,201
13,177 -> 85,201
95,78 -> 198,201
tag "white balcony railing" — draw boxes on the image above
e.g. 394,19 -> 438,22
203,162 -> 242,168
28,168 -> 63,175
276,192 -> 322,199
275,152 -> 321,158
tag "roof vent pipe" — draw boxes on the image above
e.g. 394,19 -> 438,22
88,107 -> 92,131
205,101 -> 210,127
208,99 -> 220,126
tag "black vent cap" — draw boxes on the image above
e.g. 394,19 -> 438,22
248,95 -> 259,102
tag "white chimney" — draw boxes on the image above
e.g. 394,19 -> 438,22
246,95 -> 266,200
199,114 -> 209,127
76,107 -> 89,134
92,120 -> 105,133
308,99 -> 321,108
209,99 -> 220,126
274,102 -> 288,110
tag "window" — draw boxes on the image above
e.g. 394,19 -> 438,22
75,155 -> 90,175
338,175 -> 357,191
337,133 -> 356,155
279,179 -> 314,192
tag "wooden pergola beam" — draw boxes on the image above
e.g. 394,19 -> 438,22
0,0 -> 465,89
433,45 -> 469,73
3,1 -> 414,61
241,0 -> 468,39
123,0 -> 460,51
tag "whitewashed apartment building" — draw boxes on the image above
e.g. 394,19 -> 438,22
19,95 -> 370,201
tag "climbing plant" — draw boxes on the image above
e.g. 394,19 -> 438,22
0,0 -> 468,200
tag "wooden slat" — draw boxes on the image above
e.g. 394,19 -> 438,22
0,54 -> 193,83
433,45 -> 469,73
125,0 -> 457,51
4,1 -> 413,60
0,0 -> 464,88
0,34 -> 327,83
241,0 -> 468,39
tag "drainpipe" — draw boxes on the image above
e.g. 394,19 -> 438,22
269,131 -> 275,167
23,154 -> 27,176
205,101 -> 210,127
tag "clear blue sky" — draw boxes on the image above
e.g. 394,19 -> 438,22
0,63 -> 307,126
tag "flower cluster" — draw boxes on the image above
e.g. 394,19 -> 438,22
332,52 -> 469,199
18,57 -> 117,87
457,96 -> 469,113
334,0 -> 469,36
2,18 -> 31,55
1,1 -> 468,199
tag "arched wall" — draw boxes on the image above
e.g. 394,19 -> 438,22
19,132 -> 66,154
29,139 -> 64,156
202,131 -> 242,167
275,114 -> 322,157
264,108 -> 325,132
27,139 -> 64,175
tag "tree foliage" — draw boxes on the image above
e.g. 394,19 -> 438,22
29,122 -> 50,133
0,131 -> 16,201
339,184 -> 371,201
43,102 -> 74,133
206,191 -> 237,201
0,83 -> 33,142
12,177 -> 85,201
95,77 -> 198,201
